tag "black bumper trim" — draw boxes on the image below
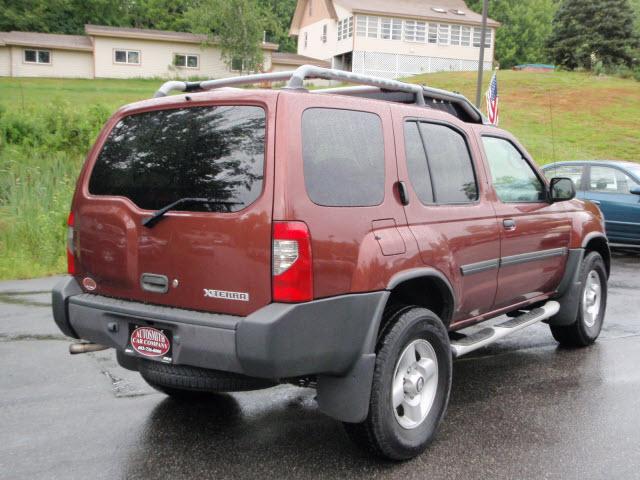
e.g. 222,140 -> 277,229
52,277 -> 388,381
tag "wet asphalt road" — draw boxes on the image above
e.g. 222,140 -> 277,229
1,250 -> 639,480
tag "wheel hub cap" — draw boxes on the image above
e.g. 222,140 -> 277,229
392,339 -> 439,430
582,270 -> 602,328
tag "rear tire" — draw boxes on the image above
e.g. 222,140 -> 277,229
138,360 -> 275,395
343,307 -> 452,461
550,251 -> 607,347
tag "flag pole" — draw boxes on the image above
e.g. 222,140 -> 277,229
475,0 -> 489,108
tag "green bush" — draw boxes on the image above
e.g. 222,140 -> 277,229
0,101 -> 108,279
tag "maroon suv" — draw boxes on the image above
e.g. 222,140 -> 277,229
53,66 -> 610,460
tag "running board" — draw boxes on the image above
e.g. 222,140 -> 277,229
451,301 -> 560,358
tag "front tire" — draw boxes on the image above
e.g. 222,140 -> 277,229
550,251 -> 607,347
344,307 -> 452,460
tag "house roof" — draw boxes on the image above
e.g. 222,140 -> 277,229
290,0 -> 499,34
84,24 -> 279,51
271,52 -> 331,68
290,0 -> 338,35
339,0 -> 499,26
0,31 -> 93,51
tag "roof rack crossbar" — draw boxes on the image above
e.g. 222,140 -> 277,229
152,65 -> 483,122
153,65 -> 425,106
287,65 -> 425,106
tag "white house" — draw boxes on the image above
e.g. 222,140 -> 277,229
289,0 -> 499,78
0,25 -> 297,79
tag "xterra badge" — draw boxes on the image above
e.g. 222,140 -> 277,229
204,289 -> 250,302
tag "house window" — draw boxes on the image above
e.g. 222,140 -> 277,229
114,49 -> 140,65
322,24 -> 328,43
338,16 -> 354,41
24,49 -> 50,64
438,24 -> 450,45
404,20 -> 416,42
231,57 -> 245,71
461,26 -> 471,46
356,15 -> 381,39
356,16 -> 366,37
428,23 -> 438,44
404,20 -> 427,43
450,25 -> 461,45
473,27 -> 492,48
174,54 -> 199,69
415,21 -> 426,42
381,17 -> 402,40
367,16 -> 380,38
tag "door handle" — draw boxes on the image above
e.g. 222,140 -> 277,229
503,219 -> 516,230
396,181 -> 410,206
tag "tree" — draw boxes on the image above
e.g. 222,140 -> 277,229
186,0 -> 277,73
0,0 -> 297,55
259,0 -> 297,52
126,0 -> 201,32
630,0 -> 640,34
466,0 -> 558,69
0,0 -> 128,34
549,0 -> 640,69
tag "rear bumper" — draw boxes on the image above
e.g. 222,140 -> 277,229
52,276 -> 386,379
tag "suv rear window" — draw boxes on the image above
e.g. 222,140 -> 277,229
302,108 -> 384,207
89,106 -> 266,212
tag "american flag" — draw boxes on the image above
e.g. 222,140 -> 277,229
485,71 -> 499,125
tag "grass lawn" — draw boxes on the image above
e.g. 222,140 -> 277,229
406,70 -> 640,164
0,72 -> 638,280
0,77 -> 160,112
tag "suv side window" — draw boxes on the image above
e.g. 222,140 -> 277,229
404,121 -> 434,204
404,121 -> 478,205
589,166 -> 638,194
302,108 -> 385,207
482,136 -> 545,203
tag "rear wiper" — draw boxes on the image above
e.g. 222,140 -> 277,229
142,197 -> 241,228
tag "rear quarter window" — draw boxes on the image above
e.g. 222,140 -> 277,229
302,108 -> 385,207
89,105 -> 266,212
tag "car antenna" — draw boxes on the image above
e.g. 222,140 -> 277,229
547,84 -> 558,175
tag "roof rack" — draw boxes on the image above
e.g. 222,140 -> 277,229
153,65 -> 485,124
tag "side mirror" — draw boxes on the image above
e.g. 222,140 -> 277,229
630,186 -> 640,196
550,177 -> 576,202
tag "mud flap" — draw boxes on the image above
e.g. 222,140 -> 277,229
316,353 -> 376,423
548,249 -> 584,326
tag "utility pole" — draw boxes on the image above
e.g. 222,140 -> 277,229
475,0 -> 489,108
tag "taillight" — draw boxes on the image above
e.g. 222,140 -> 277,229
67,212 -> 75,275
272,221 -> 313,302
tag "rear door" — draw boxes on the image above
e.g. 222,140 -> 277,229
480,135 -> 572,310
75,95 -> 276,316
584,164 -> 640,244
393,110 -> 501,323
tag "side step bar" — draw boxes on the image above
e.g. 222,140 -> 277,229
451,301 -> 560,358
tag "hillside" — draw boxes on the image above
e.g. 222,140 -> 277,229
0,71 -> 639,279
406,70 -> 640,163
